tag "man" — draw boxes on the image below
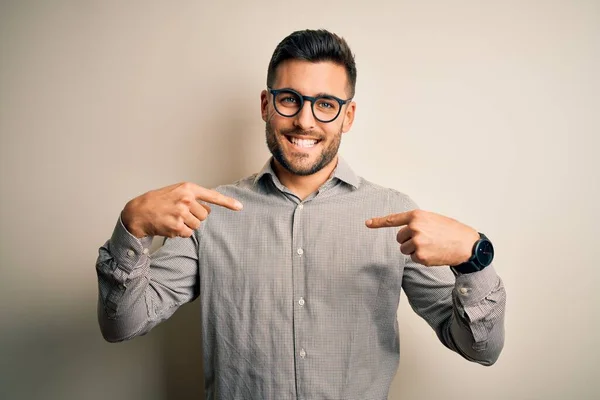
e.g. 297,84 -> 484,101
96,29 -> 505,399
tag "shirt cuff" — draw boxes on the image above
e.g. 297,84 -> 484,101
108,216 -> 153,273
453,264 -> 499,306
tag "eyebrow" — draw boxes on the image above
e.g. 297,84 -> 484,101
280,87 -> 343,99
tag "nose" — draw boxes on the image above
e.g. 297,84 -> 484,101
293,100 -> 316,131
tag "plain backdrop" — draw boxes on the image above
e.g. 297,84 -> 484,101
1,1 -> 598,399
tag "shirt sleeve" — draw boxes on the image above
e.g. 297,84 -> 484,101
396,192 -> 506,365
402,260 -> 506,365
95,216 -> 199,342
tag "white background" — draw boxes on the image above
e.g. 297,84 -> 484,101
1,1 -> 598,399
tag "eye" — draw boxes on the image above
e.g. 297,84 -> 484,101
316,98 -> 337,110
276,91 -> 300,105
281,96 -> 298,104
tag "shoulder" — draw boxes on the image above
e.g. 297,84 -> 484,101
211,173 -> 264,200
356,176 -> 419,212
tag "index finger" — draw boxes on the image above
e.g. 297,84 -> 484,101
192,186 -> 243,211
366,211 -> 412,229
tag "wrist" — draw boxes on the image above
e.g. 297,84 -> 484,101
457,229 -> 480,264
450,232 -> 494,275
121,201 -> 147,238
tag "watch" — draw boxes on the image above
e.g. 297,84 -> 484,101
450,232 -> 494,274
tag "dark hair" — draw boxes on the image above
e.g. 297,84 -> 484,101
266,29 -> 357,98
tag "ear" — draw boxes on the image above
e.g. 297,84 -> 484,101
261,90 -> 269,122
341,101 -> 356,133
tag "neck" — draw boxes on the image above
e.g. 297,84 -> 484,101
272,156 -> 338,201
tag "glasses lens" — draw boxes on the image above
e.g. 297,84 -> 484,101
274,90 -> 301,117
313,97 -> 340,122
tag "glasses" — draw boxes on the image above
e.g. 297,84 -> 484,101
268,87 -> 352,123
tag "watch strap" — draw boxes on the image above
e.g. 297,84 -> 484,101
450,233 -> 491,275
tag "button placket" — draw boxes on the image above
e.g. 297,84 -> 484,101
291,200 -> 308,391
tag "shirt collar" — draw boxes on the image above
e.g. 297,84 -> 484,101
253,156 -> 360,189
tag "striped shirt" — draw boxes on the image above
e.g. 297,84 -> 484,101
96,157 -> 505,400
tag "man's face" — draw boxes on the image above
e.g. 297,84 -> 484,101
261,60 -> 356,176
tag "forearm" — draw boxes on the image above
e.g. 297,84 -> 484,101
96,219 -> 155,342
95,217 -> 200,342
443,266 -> 506,365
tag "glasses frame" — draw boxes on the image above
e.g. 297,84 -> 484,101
268,87 -> 353,123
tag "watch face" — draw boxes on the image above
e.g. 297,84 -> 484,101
476,240 -> 494,267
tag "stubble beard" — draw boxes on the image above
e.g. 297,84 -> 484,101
265,120 -> 342,176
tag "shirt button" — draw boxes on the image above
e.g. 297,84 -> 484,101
143,248 -> 149,255
300,349 -> 306,358
297,248 -> 304,256
127,249 -> 135,257
459,287 -> 468,295
298,203 -> 304,210
298,297 -> 305,306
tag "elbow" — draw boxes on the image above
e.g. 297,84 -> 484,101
473,336 -> 505,367
98,320 -> 134,343
97,302 -> 143,343
479,355 -> 499,367
98,318 -> 133,343
98,321 -> 144,343
100,330 -> 126,344
486,347 -> 503,366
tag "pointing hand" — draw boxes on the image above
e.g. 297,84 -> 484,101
366,210 -> 479,267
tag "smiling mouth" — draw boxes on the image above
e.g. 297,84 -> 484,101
285,135 -> 321,148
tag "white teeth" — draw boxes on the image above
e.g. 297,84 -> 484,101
290,137 -> 318,148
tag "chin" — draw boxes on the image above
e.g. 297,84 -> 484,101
266,121 -> 341,177
279,151 -> 335,176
